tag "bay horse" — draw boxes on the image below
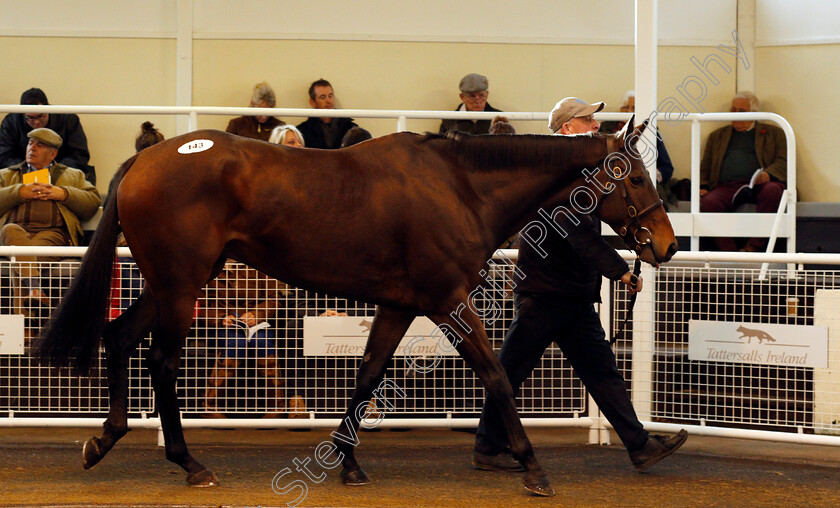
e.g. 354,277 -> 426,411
37,117 -> 676,496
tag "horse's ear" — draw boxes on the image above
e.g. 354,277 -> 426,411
614,114 -> 635,145
632,118 -> 649,139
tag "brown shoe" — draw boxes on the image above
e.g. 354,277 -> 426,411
200,400 -> 227,419
472,451 -> 525,472
630,429 -> 688,471
288,395 -> 308,419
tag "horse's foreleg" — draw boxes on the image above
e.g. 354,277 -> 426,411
335,306 -> 415,486
83,291 -> 155,469
146,294 -> 218,487
428,310 -> 554,497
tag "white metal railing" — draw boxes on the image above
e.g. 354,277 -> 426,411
0,248 -> 838,451
0,105 -> 797,252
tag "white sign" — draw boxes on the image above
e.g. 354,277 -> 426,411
177,139 -> 214,154
303,316 -> 458,357
688,320 -> 828,368
0,315 -> 25,355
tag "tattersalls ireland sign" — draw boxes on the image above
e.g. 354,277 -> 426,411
303,316 -> 458,357
688,320 -> 828,369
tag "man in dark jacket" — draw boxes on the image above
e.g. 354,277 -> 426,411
0,88 -> 95,184
439,73 -> 501,135
296,79 -> 358,149
473,97 -> 687,475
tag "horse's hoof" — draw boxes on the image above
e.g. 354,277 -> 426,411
82,437 -> 103,469
187,468 -> 220,487
523,471 -> 555,497
341,467 -> 371,486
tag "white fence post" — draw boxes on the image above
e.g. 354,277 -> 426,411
814,289 -> 840,436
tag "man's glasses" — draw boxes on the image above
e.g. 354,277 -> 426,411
24,114 -> 47,122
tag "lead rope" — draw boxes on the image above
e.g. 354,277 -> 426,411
610,257 -> 642,345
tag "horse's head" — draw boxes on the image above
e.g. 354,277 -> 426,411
595,117 -> 678,266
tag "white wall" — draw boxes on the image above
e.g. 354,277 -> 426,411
1,0 -> 736,45
1,0 -> 838,201
757,0 -> 840,45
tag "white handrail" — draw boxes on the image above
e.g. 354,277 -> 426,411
0,106 -> 797,252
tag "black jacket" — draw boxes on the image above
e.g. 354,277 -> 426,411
296,116 -> 358,150
439,103 -> 501,136
0,113 -> 95,184
514,213 -> 629,302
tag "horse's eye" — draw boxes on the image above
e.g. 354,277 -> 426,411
630,176 -> 645,186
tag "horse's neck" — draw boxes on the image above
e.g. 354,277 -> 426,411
468,142 -> 606,247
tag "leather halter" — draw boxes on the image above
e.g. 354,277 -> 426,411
609,165 -> 665,254
604,163 -> 663,345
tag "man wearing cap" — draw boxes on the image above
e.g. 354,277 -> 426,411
439,73 -> 501,135
0,88 -> 96,184
472,98 -> 686,480
0,127 -> 101,304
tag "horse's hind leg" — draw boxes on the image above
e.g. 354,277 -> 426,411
83,289 -> 156,469
335,305 -> 416,486
427,309 -> 554,497
146,291 -> 218,486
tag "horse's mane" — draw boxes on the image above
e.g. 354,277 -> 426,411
421,131 -> 609,172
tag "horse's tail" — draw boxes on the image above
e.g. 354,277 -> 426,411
36,153 -> 139,374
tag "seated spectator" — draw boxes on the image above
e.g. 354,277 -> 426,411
296,79 -> 359,149
200,262 -> 291,419
135,121 -> 165,152
115,121 -> 166,310
600,90 -> 675,186
0,128 -> 101,305
700,91 -> 787,252
439,73 -> 501,135
340,126 -> 372,148
489,116 -> 516,135
0,88 -> 96,184
225,81 -> 285,142
268,125 -> 305,147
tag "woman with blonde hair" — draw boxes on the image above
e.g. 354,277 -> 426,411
225,81 -> 285,141
269,124 -> 305,147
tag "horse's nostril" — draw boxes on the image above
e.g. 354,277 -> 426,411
666,242 -> 678,259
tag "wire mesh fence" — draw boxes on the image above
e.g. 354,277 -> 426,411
0,258 -> 585,420
2,254 -> 839,441
612,262 -> 840,436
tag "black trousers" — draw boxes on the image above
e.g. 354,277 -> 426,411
474,293 -> 649,455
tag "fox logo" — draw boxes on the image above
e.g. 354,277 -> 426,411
359,319 -> 373,334
736,325 -> 776,344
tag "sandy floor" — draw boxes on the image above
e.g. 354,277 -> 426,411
1,426 -> 839,507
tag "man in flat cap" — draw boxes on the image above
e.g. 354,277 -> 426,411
473,97 -> 686,482
0,88 -> 96,184
0,127 -> 101,306
439,73 -> 501,135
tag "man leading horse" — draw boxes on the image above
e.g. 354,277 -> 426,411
473,98 -> 687,476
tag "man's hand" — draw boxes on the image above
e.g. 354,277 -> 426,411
239,311 -> 258,327
754,170 -> 771,186
221,314 -> 237,327
21,183 -> 67,201
620,271 -> 643,294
